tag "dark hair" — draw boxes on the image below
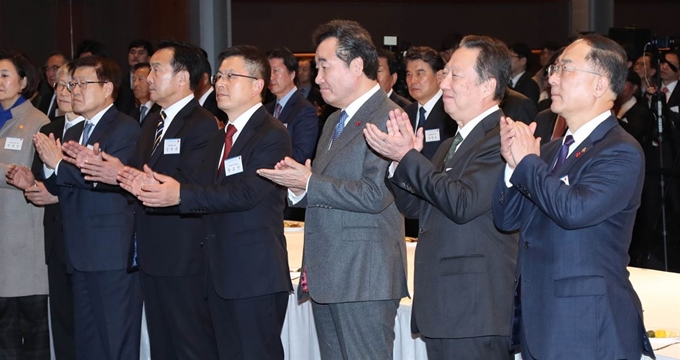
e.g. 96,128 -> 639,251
312,20 -> 379,80
509,42 -> 532,68
70,55 -> 122,100
626,68 -> 641,88
377,48 -> 399,75
404,46 -> 445,72
198,48 -> 212,76
579,34 -> 628,96
459,35 -> 511,101
156,40 -> 204,91
128,39 -> 154,56
217,45 -> 270,98
133,62 -> 150,71
75,39 -> 109,58
543,41 -> 562,52
45,52 -> 68,64
268,47 -> 298,74
0,50 -> 40,98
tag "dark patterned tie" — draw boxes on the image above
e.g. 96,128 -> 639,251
551,135 -> 574,174
152,110 -> 166,154
217,124 -> 238,177
442,132 -> 464,165
417,106 -> 426,134
274,102 -> 283,119
81,121 -> 94,145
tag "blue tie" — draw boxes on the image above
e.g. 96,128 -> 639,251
551,135 -> 574,173
81,121 -> 94,145
331,110 -> 348,143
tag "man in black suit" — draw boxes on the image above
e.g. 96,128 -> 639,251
119,45 -> 292,360
364,35 -> 517,360
196,48 -> 228,125
129,62 -> 160,126
266,47 -> 319,163
615,70 -> 652,145
37,52 -> 67,121
66,40 -> 221,359
533,108 -> 561,146
403,46 -> 457,161
37,55 -> 143,360
377,48 -> 411,108
509,43 -> 540,104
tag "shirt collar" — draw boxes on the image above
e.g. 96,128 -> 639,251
277,86 -> 298,109
197,87 -> 213,106
617,97 -> 636,118
417,90 -> 443,120
663,79 -> 678,94
228,102 -> 262,135
457,104 -> 499,140
86,103 -> 114,127
141,100 -> 154,110
510,71 -> 525,87
343,84 -> 381,122
386,89 -> 393,98
161,94 -> 194,128
565,110 -> 611,155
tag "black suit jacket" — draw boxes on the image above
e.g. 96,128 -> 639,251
512,72 -> 540,104
38,88 -> 58,121
390,109 -> 517,338
44,106 -> 141,272
501,88 -> 537,125
131,99 -> 219,277
31,117 -> 67,264
405,97 -> 457,161
265,91 -> 319,163
619,100 -> 652,145
178,106 -> 293,299
129,103 -> 161,127
116,75 -> 137,117
389,91 -> 412,109
202,90 -> 229,124
534,109 -> 559,146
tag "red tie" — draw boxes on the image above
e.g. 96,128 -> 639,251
551,115 -> 567,141
217,124 -> 237,177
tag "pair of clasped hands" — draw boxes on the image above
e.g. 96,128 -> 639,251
5,132 -> 180,208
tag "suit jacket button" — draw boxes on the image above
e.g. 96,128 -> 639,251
419,228 -> 425,234
524,241 -> 529,249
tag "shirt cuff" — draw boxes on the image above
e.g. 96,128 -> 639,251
53,160 -> 63,176
43,164 -> 55,179
288,174 -> 312,204
504,164 -> 514,188
387,161 -> 399,178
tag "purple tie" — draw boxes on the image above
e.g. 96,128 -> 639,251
551,135 -> 574,174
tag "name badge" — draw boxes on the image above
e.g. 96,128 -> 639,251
424,129 -> 440,142
223,156 -> 244,177
164,138 -> 181,154
559,175 -> 570,186
4,137 -> 23,151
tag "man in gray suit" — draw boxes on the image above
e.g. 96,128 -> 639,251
258,20 -> 408,360
364,35 -> 518,359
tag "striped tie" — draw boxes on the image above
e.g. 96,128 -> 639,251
152,110 -> 166,153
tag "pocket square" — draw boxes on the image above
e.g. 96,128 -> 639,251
445,167 -> 452,171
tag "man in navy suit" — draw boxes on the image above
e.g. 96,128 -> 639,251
493,34 -> 654,359
265,47 -> 319,163
119,45 -> 292,360
39,55 -> 143,360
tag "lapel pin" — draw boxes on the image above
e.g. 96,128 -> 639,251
355,121 -> 361,127
575,147 -> 587,158
19,125 -> 24,130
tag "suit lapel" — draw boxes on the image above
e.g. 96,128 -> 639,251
279,92 -> 300,123
314,90 -> 386,173
553,116 -> 618,175
147,100 -> 196,167
63,121 -> 85,143
442,110 -> 500,168
86,106 -> 118,146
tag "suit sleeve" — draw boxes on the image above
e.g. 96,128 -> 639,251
57,120 -> 140,192
492,170 -> 525,231
179,127 -> 292,213
392,135 -> 504,224
509,141 -> 644,229
290,104 -> 319,164
388,175 -> 423,219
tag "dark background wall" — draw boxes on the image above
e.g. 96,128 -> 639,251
1,0 -> 678,68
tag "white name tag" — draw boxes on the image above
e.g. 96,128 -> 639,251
4,137 -> 23,151
424,129 -> 440,142
164,138 -> 181,154
223,156 -> 243,177
671,106 -> 679,113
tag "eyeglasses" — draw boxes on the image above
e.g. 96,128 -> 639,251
547,64 -> 601,78
53,82 -> 68,91
43,65 -> 60,73
211,72 -> 258,84
66,80 -> 108,92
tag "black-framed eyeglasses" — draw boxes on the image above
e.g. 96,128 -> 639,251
66,80 -> 108,92
211,72 -> 258,84
53,82 -> 68,91
547,64 -> 601,78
